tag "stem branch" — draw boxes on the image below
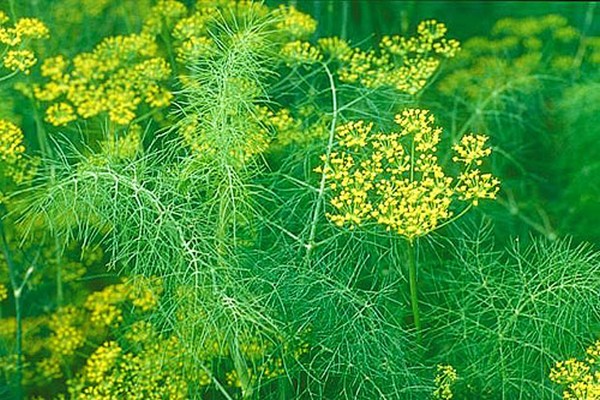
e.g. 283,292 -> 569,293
406,239 -> 421,339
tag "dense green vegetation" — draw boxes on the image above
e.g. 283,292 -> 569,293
0,1 -> 598,399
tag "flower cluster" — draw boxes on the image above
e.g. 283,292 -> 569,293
433,364 -> 458,400
47,307 -> 86,358
180,101 -> 273,164
0,12 -> 49,75
338,20 -> 460,95
0,119 -> 25,165
171,7 -> 218,63
34,33 -> 172,126
317,36 -> 352,61
274,5 -> 317,40
99,124 -> 143,161
0,119 -> 38,190
0,283 -> 7,302
317,109 -> 499,240
550,340 -> 600,399
438,14 -> 593,100
142,0 -> 188,36
84,276 -> 162,328
280,40 -> 323,67
70,336 -> 190,399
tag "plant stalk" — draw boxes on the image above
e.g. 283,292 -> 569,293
406,239 -> 421,338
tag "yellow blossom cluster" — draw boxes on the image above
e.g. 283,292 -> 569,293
433,364 -> 458,400
47,307 -> 85,357
82,341 -> 122,385
226,368 -> 245,388
71,334 -> 197,399
142,0 -> 188,35
280,40 -> 323,67
180,99 -> 273,164
172,7 -> 218,63
128,275 -> 164,312
0,283 -> 7,302
439,15 -> 590,100
34,34 -> 172,126
317,109 -> 499,240
84,277 -> 163,327
338,20 -> 460,95
0,119 -> 37,188
273,5 -> 317,40
0,119 -> 25,165
84,284 -> 128,327
260,105 -> 327,150
317,37 -> 352,60
550,340 -> 600,400
0,12 -> 48,75
259,357 -> 285,379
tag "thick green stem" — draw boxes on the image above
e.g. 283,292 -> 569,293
407,240 -> 421,338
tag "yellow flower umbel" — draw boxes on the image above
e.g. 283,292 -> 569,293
317,109 -> 499,335
0,120 -> 25,165
280,40 -> 323,67
550,340 -> 600,400
0,119 -> 38,189
34,33 -> 172,127
273,5 -> 317,40
433,364 -> 458,400
338,20 -> 460,95
0,13 -> 48,75
319,109 -> 499,241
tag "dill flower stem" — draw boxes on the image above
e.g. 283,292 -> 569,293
0,70 -> 19,83
0,213 -> 34,400
55,236 -> 63,307
7,0 -> 16,20
407,239 -> 421,339
305,63 -> 337,260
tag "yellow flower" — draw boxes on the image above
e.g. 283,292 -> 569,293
318,37 -> 352,60
84,284 -> 128,327
41,55 -> 68,79
45,103 -> 77,126
452,134 -> 492,165
84,341 -> 122,384
433,364 -> 458,400
280,40 -> 323,67
0,284 -> 8,302
13,18 -> 49,39
319,109 -> 499,240
550,340 -> 600,400
3,49 -> 37,74
339,20 -> 460,95
0,120 -> 25,165
0,11 -> 9,25
274,5 -> 317,40
37,33 -> 170,127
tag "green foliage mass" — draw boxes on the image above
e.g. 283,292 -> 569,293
0,1 -> 598,399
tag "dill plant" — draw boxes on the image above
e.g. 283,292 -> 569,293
0,1 -> 598,399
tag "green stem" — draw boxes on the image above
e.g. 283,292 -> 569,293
406,239 -> 421,338
8,0 -> 16,20
13,288 -> 23,400
305,63 -> 337,260
0,213 -> 33,400
55,237 -> 63,307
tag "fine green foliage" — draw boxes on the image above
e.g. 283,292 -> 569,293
427,231 -> 600,399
